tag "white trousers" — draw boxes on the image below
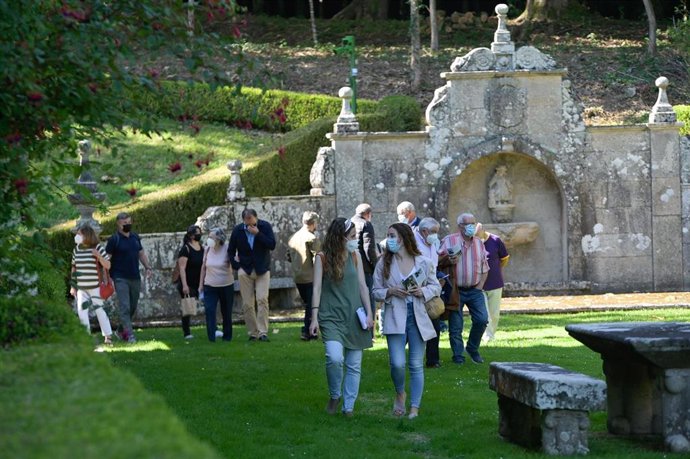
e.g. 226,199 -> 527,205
483,287 -> 503,341
76,287 -> 113,337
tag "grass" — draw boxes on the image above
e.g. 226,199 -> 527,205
39,119 -> 277,228
95,308 -> 686,459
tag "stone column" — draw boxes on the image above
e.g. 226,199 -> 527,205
647,77 -> 684,290
68,140 -> 106,235
329,87 -> 364,216
226,160 -> 245,203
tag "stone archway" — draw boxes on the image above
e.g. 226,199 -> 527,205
446,152 -> 567,284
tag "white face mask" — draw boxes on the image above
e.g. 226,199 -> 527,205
205,238 -> 217,249
346,239 -> 359,253
397,214 -> 407,223
426,233 -> 439,248
74,234 -> 84,245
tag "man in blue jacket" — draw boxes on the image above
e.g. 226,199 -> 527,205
228,208 -> 276,341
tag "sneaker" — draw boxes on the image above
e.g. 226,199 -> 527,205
103,335 -> 113,346
127,336 -> 137,344
300,333 -> 310,341
258,335 -> 270,342
184,334 -> 194,340
215,330 -> 223,338
248,336 -> 257,341
468,352 -> 484,364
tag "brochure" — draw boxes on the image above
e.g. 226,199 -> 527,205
446,240 -> 462,257
402,266 -> 427,292
356,307 -> 368,329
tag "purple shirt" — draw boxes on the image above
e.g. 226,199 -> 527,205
483,233 -> 509,291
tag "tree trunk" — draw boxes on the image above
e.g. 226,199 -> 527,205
309,0 -> 318,46
430,0 -> 439,52
515,0 -> 570,24
377,0 -> 389,20
410,0 -> 421,91
642,0 -> 657,56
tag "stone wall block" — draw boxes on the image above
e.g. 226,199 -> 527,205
587,256 -> 653,291
652,215 -> 684,290
332,139 -> 364,217
651,177 -> 682,216
650,129 -> 681,177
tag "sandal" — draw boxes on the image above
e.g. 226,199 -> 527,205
393,392 -> 406,417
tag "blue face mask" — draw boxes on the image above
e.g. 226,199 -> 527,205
346,239 -> 359,253
464,224 -> 476,238
386,237 -> 400,253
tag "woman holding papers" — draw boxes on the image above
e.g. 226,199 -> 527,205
373,223 -> 441,419
309,217 -> 374,417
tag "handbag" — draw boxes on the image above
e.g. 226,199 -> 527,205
180,295 -> 198,316
98,266 -> 115,300
425,296 -> 445,320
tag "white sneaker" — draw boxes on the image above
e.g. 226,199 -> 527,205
215,330 -> 223,338
184,334 -> 194,340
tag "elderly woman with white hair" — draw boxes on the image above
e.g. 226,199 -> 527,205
415,217 -> 444,368
199,227 -> 234,342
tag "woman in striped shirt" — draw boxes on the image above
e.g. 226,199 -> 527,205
70,224 -> 114,345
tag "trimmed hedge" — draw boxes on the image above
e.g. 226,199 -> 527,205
132,81 -> 379,132
675,105 -> 690,136
47,94 -> 423,264
376,95 -> 424,132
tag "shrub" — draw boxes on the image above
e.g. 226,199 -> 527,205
0,296 -> 82,347
132,82 -> 379,132
675,105 -> 690,136
375,95 -> 423,131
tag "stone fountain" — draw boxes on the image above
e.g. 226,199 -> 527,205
67,140 -> 106,235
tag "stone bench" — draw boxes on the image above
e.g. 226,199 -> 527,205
489,362 -> 607,456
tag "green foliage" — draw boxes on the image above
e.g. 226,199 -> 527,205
675,105 -> 690,136
668,3 -> 690,63
0,339 -> 222,458
133,81 -> 379,132
0,296 -> 82,347
375,95 -> 423,131
0,0 -> 244,300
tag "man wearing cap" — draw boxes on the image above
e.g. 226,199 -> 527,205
438,212 -> 489,365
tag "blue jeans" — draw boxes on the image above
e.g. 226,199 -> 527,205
386,301 -> 425,409
324,341 -> 363,413
203,284 -> 234,342
448,287 -> 488,363
114,277 -> 141,338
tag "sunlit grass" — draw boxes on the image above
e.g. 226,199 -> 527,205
38,119 -> 278,228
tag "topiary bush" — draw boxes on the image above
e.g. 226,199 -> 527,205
675,105 -> 690,136
375,95 -> 423,131
132,82 -> 379,132
0,296 -> 83,347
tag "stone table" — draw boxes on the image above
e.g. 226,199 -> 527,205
566,322 -> 690,453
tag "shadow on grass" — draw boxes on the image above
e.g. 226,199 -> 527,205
105,312 -> 683,459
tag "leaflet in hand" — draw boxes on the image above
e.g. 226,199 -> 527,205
446,240 -> 462,257
356,307 -> 368,330
402,266 -> 427,292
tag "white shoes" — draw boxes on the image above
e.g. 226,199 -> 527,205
215,330 -> 223,338
184,334 -> 194,340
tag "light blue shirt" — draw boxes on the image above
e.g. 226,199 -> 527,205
245,227 -> 255,249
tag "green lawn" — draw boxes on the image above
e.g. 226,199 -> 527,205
38,120 -> 277,228
3,308 -> 686,459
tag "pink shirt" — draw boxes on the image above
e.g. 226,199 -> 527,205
439,233 -> 489,287
203,242 -> 234,287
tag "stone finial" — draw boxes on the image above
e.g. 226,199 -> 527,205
68,139 -> 106,234
491,4 -> 515,71
334,86 -> 359,134
226,160 -> 245,202
649,76 -> 677,124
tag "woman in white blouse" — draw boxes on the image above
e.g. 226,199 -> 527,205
373,223 -> 440,419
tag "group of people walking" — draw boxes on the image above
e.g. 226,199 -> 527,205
292,202 -> 509,419
69,202 -> 509,421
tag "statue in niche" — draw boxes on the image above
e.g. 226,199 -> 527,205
488,165 -> 515,223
